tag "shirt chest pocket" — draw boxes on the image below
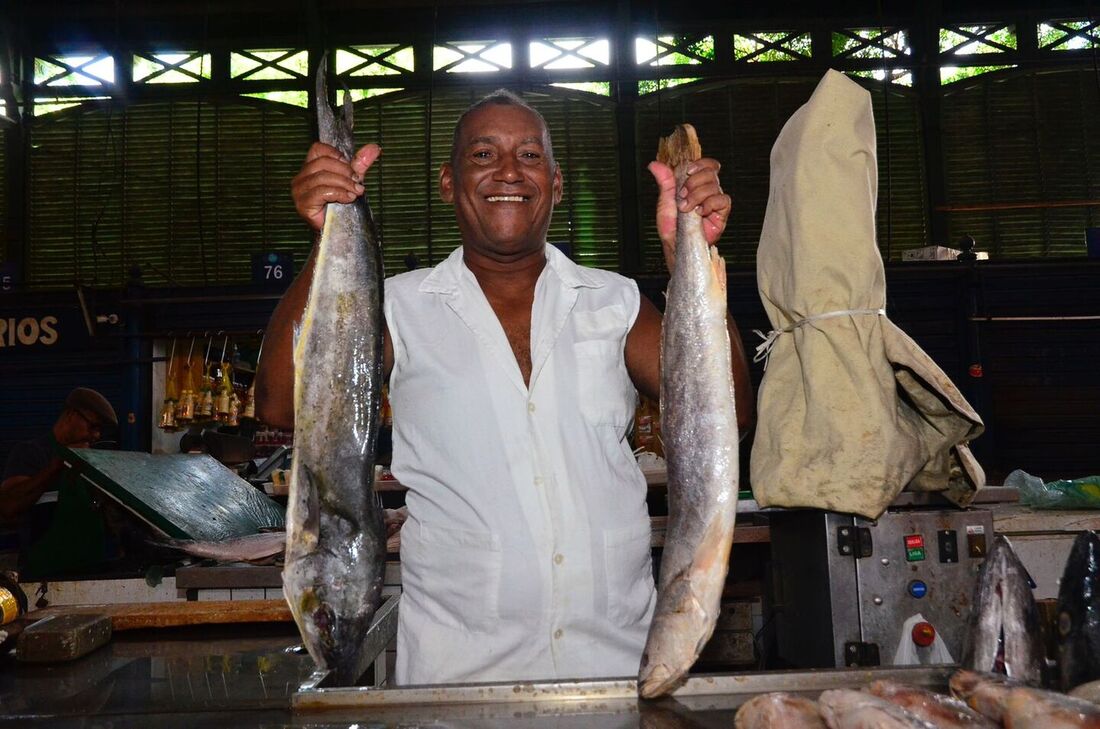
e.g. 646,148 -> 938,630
572,307 -> 635,428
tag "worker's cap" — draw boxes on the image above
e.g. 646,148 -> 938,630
64,387 -> 118,427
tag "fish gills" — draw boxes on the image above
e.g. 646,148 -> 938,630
1058,531 -> 1100,691
867,680 -> 997,728
638,124 -> 739,699
735,693 -> 826,729
817,689 -> 939,729
961,535 -> 1045,686
282,63 -> 387,686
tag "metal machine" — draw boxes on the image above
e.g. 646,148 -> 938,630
769,504 -> 994,669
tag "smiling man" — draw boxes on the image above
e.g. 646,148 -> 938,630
257,90 -> 753,685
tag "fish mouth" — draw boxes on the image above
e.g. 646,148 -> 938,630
484,195 -> 530,203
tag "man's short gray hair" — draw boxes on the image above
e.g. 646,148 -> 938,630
449,89 -> 555,167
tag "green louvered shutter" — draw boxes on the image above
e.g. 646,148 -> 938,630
27,100 -> 310,289
941,67 -> 1100,258
635,76 -> 926,273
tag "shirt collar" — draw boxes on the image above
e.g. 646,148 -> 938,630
418,243 -> 605,295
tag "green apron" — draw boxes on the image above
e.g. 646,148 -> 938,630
25,450 -> 108,578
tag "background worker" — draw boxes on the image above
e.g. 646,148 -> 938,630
0,387 -> 118,576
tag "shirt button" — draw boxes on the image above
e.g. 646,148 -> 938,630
554,553 -> 564,565
553,629 -> 563,640
527,402 -> 536,413
533,476 -> 544,486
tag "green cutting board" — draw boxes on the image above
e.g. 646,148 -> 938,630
64,449 -> 285,541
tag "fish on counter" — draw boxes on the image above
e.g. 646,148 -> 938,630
961,535 -> 1045,686
951,668 -> 1100,728
735,692 -> 826,729
282,61 -> 387,686
818,688 -> 939,729
1058,531 -> 1100,691
1070,679 -> 1100,705
158,531 -> 287,564
866,680 -> 997,728
637,124 -> 740,699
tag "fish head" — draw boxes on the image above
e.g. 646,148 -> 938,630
638,582 -> 712,698
441,101 -> 562,264
284,552 -> 382,686
1057,530 -> 1100,689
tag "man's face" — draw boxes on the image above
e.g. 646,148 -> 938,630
59,409 -> 103,448
440,104 -> 563,263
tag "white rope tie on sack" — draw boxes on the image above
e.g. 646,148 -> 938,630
752,308 -> 887,369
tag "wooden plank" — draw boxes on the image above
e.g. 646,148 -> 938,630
28,599 -> 293,631
65,449 -> 284,541
649,516 -> 770,546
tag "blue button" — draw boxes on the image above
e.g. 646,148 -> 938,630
908,580 -> 928,599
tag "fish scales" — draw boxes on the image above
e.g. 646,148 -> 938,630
282,64 -> 386,686
951,669 -> 1100,729
867,680 -> 997,728
638,124 -> 739,699
818,689 -> 940,729
735,692 -> 826,729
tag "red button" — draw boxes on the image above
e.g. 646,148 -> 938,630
911,622 -> 936,647
904,534 -> 924,549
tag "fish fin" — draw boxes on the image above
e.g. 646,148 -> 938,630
656,124 -> 702,171
710,248 -> 727,293
691,512 -> 735,586
315,53 -> 336,147
301,464 -> 323,538
341,87 -> 354,131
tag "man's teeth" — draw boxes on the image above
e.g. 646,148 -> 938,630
486,195 -> 526,202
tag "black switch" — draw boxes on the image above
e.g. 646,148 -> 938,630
857,527 -> 874,558
938,529 -> 958,563
967,530 -> 987,558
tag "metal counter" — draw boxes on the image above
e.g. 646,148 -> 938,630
291,665 -> 954,727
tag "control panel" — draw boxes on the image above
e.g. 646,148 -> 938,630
854,509 -> 993,665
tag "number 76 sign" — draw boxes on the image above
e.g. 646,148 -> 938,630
251,252 -> 295,288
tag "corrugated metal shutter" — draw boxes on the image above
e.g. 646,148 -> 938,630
27,100 -> 312,289
941,67 -> 1100,257
355,86 -> 620,274
635,76 -> 927,273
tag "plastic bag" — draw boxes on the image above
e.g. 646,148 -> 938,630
892,613 -> 954,666
1005,469 -> 1100,510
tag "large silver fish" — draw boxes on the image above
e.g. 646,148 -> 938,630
638,124 -> 739,698
961,535 -> 1045,686
282,63 -> 386,686
735,693 -> 826,729
866,680 -> 997,728
951,669 -> 1100,728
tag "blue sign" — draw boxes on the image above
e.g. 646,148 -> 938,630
0,262 -> 19,292
251,252 -> 295,288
